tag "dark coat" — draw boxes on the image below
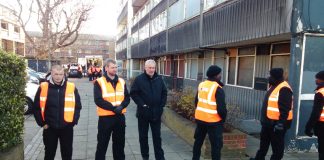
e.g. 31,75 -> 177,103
93,74 -> 130,113
130,72 -> 167,121
305,83 -> 324,136
261,80 -> 293,129
194,78 -> 227,126
33,78 -> 82,129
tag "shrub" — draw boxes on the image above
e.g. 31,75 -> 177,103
0,50 -> 26,151
224,104 -> 246,132
168,87 -> 196,121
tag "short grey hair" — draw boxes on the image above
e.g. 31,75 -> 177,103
104,58 -> 116,67
145,59 -> 156,67
51,65 -> 63,71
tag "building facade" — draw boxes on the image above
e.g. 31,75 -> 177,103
25,32 -> 115,64
0,4 -> 25,56
116,0 -> 324,151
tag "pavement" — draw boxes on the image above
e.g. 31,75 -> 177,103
23,78 -> 319,160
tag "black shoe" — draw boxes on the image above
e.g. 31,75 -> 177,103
249,158 -> 256,160
142,157 -> 149,160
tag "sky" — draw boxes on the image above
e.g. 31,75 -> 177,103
0,0 -> 118,37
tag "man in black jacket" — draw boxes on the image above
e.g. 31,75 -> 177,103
34,65 -> 82,160
130,59 -> 167,160
94,59 -> 130,160
250,68 -> 293,160
192,65 -> 227,160
305,70 -> 324,160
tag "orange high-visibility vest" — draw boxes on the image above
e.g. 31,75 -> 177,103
39,82 -> 76,122
194,80 -> 222,123
267,81 -> 293,120
96,77 -> 126,116
316,87 -> 324,122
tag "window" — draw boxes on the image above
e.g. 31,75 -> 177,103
150,11 -> 167,36
203,51 -> 213,79
159,56 -> 171,75
271,43 -> 290,80
168,0 -> 184,27
214,50 -> 225,71
174,55 -> 185,78
227,48 -> 237,85
14,26 -> 20,33
204,0 -> 228,11
185,53 -> 198,79
139,23 -> 149,41
185,0 -> 200,19
226,47 -> 255,87
133,59 -> 140,70
1,22 -> 8,30
237,47 -> 255,87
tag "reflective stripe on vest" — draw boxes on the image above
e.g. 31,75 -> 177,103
316,88 -> 324,122
96,77 -> 126,116
39,82 -> 76,122
267,81 -> 293,120
194,80 -> 222,123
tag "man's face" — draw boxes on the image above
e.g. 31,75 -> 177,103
105,63 -> 117,76
145,63 -> 156,77
51,69 -> 64,85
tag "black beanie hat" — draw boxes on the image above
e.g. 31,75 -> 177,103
207,65 -> 222,78
315,71 -> 324,81
270,68 -> 284,80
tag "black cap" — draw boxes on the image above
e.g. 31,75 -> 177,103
270,68 -> 284,80
206,65 -> 222,78
315,71 -> 324,81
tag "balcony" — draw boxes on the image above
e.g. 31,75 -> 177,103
117,2 -> 128,26
132,0 -> 148,14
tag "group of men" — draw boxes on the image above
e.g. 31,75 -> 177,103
33,59 -> 167,160
33,57 -> 324,160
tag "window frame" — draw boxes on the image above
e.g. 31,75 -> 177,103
269,42 -> 291,80
226,46 -> 256,89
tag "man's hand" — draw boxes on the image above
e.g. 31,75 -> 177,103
114,106 -> 124,114
274,123 -> 284,133
43,124 -> 49,129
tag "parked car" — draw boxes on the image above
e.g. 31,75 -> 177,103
25,78 -> 39,115
27,67 -> 46,83
68,65 -> 82,78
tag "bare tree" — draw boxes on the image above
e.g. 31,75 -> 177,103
14,0 -> 93,69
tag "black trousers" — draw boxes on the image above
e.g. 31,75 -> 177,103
317,125 -> 324,160
254,125 -> 287,160
138,117 -> 165,160
43,126 -> 73,160
95,115 -> 126,160
192,123 -> 223,160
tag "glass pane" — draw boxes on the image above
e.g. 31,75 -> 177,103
133,60 -> 140,70
272,43 -> 290,54
179,59 -> 185,78
190,59 -> 198,79
185,0 -> 200,19
238,46 -> 255,56
237,57 -> 254,87
204,58 -> 212,78
271,55 -> 290,80
228,57 -> 236,84
186,60 -> 190,78
168,0 -> 184,27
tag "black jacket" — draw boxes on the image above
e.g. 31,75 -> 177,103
33,78 -> 82,129
305,83 -> 324,136
93,73 -> 130,115
130,72 -> 167,120
261,80 -> 293,129
194,78 -> 227,126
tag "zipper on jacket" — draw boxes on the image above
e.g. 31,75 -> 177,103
57,88 -> 60,128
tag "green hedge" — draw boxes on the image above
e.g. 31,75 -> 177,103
0,50 -> 26,151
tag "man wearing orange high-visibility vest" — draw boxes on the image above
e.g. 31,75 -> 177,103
33,65 -> 82,160
251,68 -> 293,160
192,65 -> 227,160
305,70 -> 324,160
94,59 -> 130,160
